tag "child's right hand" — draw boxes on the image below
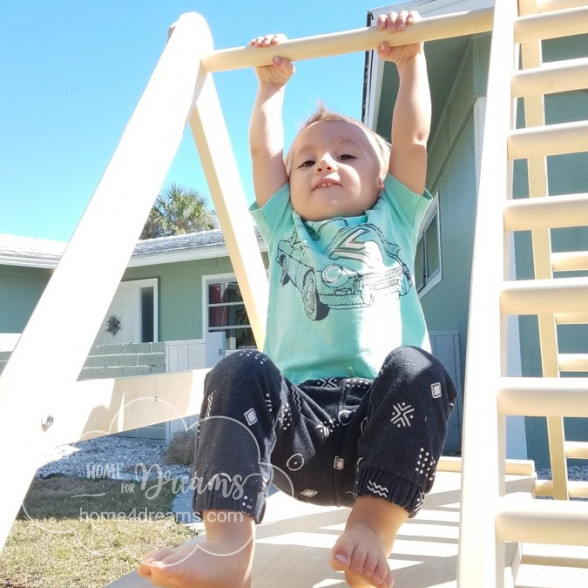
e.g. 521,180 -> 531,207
376,11 -> 424,65
250,34 -> 295,88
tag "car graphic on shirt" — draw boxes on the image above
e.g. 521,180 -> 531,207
276,222 -> 412,320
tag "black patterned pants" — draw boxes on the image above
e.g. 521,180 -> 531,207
192,346 -> 456,523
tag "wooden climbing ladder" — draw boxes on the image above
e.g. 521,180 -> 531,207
459,0 -> 588,586
0,2 -> 587,586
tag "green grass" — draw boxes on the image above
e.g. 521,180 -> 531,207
0,476 -> 197,588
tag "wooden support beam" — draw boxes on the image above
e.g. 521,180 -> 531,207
43,370 -> 209,448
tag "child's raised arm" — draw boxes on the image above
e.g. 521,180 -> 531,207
376,11 -> 431,196
248,34 -> 294,208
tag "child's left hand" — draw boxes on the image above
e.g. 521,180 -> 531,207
376,11 -> 423,64
249,34 -> 295,88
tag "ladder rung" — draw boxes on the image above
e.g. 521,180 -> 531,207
508,121 -> 588,159
559,353 -> 588,372
520,543 -> 588,570
496,497 -> 588,545
552,250 -> 588,272
511,57 -> 588,97
515,6 -> 588,43
539,0 -> 588,13
566,440 -> 588,459
501,277 -> 588,315
534,479 -> 588,499
503,193 -> 588,231
556,312 -> 588,325
498,377 -> 588,417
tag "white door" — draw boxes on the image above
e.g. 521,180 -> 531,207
95,284 -> 140,346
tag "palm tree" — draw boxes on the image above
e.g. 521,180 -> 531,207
140,184 -> 216,239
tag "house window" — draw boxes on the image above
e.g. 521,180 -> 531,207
206,278 -> 254,350
415,194 -> 442,295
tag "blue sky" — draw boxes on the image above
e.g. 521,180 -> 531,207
0,0 -> 396,241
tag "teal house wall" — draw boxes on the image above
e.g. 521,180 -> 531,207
371,0 -> 587,468
123,256 -> 236,342
0,265 -> 52,333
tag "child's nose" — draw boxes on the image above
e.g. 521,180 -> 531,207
317,156 -> 336,172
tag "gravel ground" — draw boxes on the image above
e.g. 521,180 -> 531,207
536,465 -> 588,481
36,435 -> 191,481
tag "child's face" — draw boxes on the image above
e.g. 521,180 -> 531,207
288,120 -> 385,221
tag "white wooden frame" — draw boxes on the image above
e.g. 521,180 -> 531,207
0,7 -> 497,552
1,5 -> 588,587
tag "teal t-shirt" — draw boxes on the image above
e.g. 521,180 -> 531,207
250,174 -> 432,383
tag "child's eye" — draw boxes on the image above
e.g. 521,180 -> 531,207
298,160 -> 315,168
339,154 -> 356,161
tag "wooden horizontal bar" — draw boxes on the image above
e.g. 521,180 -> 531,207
556,312 -> 588,324
519,543 -> 588,570
436,456 -> 536,476
498,376 -> 588,417
508,121 -> 588,159
503,193 -> 588,231
514,6 -> 588,43
43,369 -> 209,448
552,250 -> 588,272
200,8 -> 494,73
534,479 -> 588,499
559,353 -> 588,372
566,440 -> 588,459
496,497 -> 588,545
539,0 -> 588,13
500,277 -> 588,314
511,57 -> 588,97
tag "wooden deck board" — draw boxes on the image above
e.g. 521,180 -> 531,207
106,469 -> 535,587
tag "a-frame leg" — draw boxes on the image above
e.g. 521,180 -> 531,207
0,13 -> 213,551
188,65 -> 269,349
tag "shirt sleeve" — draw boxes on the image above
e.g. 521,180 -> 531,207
380,173 -> 433,230
249,183 -> 292,248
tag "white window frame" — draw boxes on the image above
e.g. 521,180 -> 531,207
202,273 -> 254,350
416,193 -> 442,297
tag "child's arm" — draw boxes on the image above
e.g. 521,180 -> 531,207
248,34 -> 294,208
377,11 -> 431,196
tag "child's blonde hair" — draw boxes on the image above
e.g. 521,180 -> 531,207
285,104 -> 391,176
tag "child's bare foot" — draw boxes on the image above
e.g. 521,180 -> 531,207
138,511 -> 255,588
329,496 -> 408,588
331,520 -> 393,587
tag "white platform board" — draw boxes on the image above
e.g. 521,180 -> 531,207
105,469 -> 535,588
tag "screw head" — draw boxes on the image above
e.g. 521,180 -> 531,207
41,415 -> 54,431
